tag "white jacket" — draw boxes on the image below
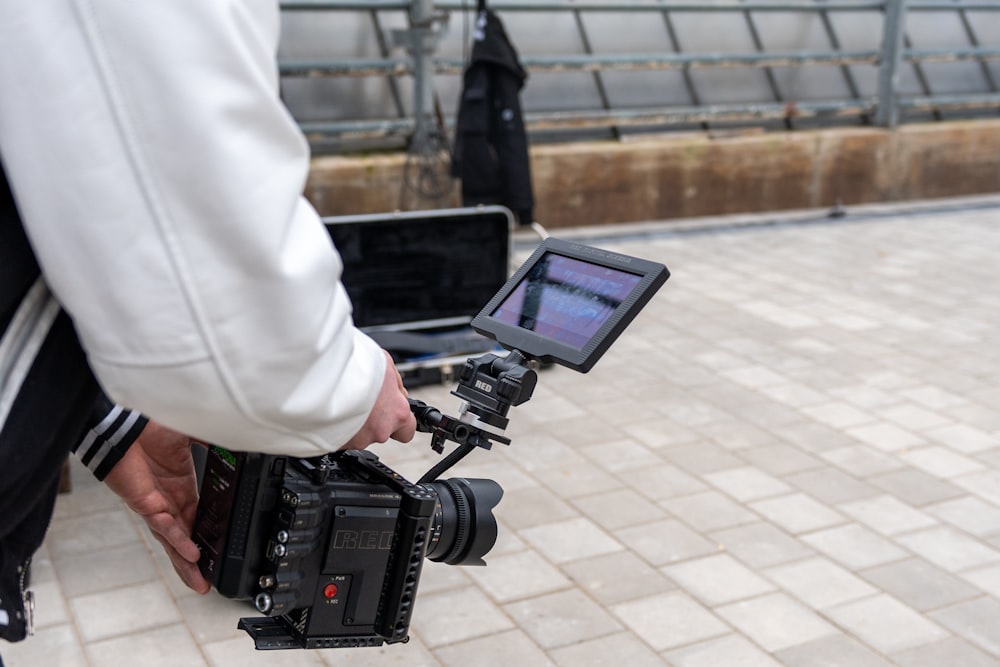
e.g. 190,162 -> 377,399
0,1 -> 386,456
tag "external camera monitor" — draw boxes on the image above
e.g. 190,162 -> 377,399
471,238 -> 669,373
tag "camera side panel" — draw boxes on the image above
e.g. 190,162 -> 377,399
193,448 -> 283,599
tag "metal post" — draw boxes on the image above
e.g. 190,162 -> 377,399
875,0 -> 907,127
412,0 -> 434,149
394,0 -> 444,150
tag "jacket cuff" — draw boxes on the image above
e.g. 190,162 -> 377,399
72,394 -> 148,481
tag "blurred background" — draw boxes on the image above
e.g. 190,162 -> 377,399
5,2 -> 1000,666
272,0 -> 1000,226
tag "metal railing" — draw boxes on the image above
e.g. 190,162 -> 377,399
277,0 -> 1000,148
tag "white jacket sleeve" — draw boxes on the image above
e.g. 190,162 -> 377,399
0,1 -> 386,456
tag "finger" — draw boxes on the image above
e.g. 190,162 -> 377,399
146,512 -> 203,564
392,400 -> 417,443
173,534 -> 203,565
392,418 -> 417,443
388,361 -> 414,441
149,531 -> 212,595
394,367 -> 408,396
390,412 -> 414,441
169,550 -> 211,595
384,349 -> 408,396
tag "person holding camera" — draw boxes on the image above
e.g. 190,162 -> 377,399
0,1 -> 416,647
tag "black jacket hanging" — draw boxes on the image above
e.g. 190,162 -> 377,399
451,7 -> 535,225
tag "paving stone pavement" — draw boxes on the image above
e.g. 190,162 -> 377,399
4,197 -> 1000,666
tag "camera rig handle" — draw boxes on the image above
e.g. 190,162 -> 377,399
409,399 -> 510,454
408,349 -> 537,483
408,349 -> 536,452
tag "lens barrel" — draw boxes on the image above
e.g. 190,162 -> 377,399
424,478 -> 503,566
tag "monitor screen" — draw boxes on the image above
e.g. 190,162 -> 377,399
472,238 -> 669,372
490,253 -> 643,350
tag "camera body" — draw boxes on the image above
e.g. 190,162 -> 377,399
195,445 -> 502,649
192,238 -> 669,650
194,447 -> 435,648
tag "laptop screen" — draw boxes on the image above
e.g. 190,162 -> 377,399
325,207 -> 511,330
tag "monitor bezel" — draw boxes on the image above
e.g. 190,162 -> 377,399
471,238 -> 669,373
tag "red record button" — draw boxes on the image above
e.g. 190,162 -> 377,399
323,583 -> 339,599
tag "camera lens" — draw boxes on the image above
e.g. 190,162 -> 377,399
424,478 -> 503,566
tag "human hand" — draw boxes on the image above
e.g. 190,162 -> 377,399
104,421 -> 211,595
340,351 -> 417,450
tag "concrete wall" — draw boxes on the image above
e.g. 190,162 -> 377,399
304,119 -> 1000,228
